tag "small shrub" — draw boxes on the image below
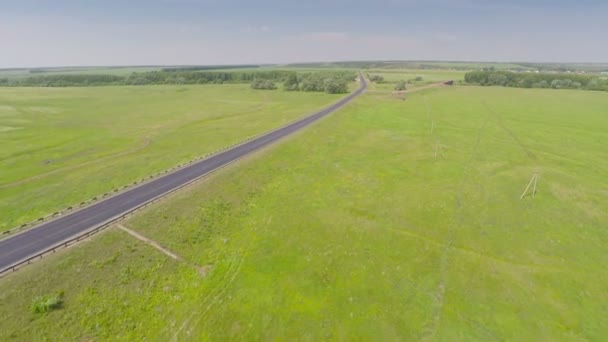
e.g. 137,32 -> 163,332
368,74 -> 384,83
415,76 -> 423,81
31,291 -> 64,314
251,79 -> 277,90
394,80 -> 407,91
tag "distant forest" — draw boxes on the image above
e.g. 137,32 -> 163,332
0,70 -> 356,94
465,70 -> 608,91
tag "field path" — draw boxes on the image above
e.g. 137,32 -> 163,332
392,81 -> 453,95
117,224 -> 181,260
422,96 -> 490,340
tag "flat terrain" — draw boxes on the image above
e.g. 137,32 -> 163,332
0,85 -> 344,231
1,85 -> 607,340
366,69 -> 466,92
0,66 -> 163,80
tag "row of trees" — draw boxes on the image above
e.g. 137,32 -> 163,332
161,65 -> 259,72
0,70 -> 300,87
465,71 -> 608,91
0,74 -> 125,87
367,74 -> 423,85
123,70 -> 296,85
0,71 -> 356,93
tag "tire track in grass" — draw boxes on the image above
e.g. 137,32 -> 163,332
384,226 -> 571,274
483,102 -> 542,200
422,106 -> 490,340
423,100 -> 551,339
171,252 -> 246,341
170,215 -> 270,341
482,102 -> 537,161
423,95 -> 435,136
424,94 -> 449,159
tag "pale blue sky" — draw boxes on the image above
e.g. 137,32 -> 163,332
1,0 -> 606,67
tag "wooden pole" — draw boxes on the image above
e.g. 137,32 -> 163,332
520,174 -> 536,199
532,173 -> 538,198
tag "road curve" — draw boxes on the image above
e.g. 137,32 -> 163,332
0,75 -> 367,273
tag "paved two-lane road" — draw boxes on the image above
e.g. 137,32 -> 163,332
0,75 -> 367,273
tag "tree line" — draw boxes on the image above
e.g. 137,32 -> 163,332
0,74 -> 125,87
124,70 -> 298,85
280,71 -> 354,94
0,70 -> 355,92
161,65 -> 259,72
464,70 -> 608,91
0,71 -> 294,87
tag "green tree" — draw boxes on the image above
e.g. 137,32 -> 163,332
323,78 -> 348,94
283,72 -> 299,91
488,73 -> 508,86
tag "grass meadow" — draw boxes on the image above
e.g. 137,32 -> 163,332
0,84 -> 606,340
366,69 -> 466,92
0,85 -> 344,231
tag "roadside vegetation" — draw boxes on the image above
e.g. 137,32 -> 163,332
1,84 -> 606,340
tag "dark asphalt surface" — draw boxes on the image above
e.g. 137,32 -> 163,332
0,75 -> 367,272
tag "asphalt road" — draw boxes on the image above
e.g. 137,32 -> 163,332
0,75 -> 367,273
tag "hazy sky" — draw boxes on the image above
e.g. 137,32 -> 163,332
1,0 -> 606,67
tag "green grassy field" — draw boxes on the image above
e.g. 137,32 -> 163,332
366,69 -> 466,92
1,84 -> 607,340
0,84 -> 345,231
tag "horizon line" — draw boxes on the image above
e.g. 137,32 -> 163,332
2,60 -> 608,71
